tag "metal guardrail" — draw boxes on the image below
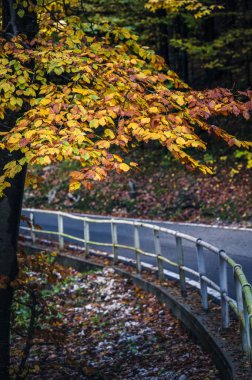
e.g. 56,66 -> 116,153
20,208 -> 252,369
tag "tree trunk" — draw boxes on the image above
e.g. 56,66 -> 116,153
1,1 -> 37,377
0,150 -> 27,380
0,289 -> 14,380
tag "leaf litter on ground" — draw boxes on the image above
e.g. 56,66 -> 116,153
11,253 -> 220,379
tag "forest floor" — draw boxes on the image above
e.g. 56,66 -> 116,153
11,254 -> 220,380
23,147 -> 252,227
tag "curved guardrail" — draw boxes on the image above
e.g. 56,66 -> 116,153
20,208 -> 252,371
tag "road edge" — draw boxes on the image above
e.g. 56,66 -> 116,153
56,252 -> 248,380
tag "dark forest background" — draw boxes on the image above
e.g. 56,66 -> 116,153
83,0 -> 252,89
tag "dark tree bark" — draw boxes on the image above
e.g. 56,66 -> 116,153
0,2 -> 37,378
2,0 -> 38,38
0,288 -> 13,380
0,120 -> 27,380
0,133 -> 27,380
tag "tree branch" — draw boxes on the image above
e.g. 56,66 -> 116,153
6,0 -> 18,35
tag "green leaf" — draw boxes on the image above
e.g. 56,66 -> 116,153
17,9 -> 25,18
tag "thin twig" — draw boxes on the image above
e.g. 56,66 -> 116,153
15,292 -> 37,380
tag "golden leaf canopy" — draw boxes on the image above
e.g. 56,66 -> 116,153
0,1 -> 251,195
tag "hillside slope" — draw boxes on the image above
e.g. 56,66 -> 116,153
24,148 -> 252,226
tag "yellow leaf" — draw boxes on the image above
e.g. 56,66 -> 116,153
97,140 -> 110,149
10,97 -> 16,106
16,98 -> 23,107
90,119 -> 99,128
104,129 -> 115,139
113,155 -> 123,162
73,88 -> 91,96
119,163 -> 130,172
149,107 -> 159,113
67,120 -> 78,127
25,130 -> 36,139
69,181 -> 81,192
172,95 -> 185,106
8,134 -> 22,145
54,67 -> 64,75
42,156 -> 51,165
129,162 -> 138,167
40,98 -> 51,106
99,117 -> 107,126
169,144 -> 181,152
164,131 -> 176,138
128,122 -> 139,129
176,137 -> 186,145
141,117 -> 151,124
4,161 -> 16,170
34,119 -> 43,127
2,83 -> 11,92
214,104 -> 222,111
1,58 -> 8,65
177,96 -> 185,106
18,76 -> 26,84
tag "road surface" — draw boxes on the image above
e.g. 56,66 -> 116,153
20,210 -> 252,299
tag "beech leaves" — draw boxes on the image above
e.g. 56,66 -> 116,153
0,1 -> 251,196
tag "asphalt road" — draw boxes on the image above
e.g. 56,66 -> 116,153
20,210 -> 252,299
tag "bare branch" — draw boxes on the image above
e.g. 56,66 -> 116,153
6,0 -> 18,35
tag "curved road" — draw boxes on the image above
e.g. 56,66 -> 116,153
21,210 -> 252,299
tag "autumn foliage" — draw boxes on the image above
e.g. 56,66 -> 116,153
0,0 -> 252,196
145,0 -> 223,18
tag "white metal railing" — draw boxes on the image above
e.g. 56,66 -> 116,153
20,208 -> 252,369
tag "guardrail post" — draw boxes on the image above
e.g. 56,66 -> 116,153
234,268 -> 248,352
176,235 -> 187,297
196,240 -> 208,310
219,251 -> 229,328
154,229 -> 164,281
134,224 -> 141,273
57,214 -> 64,250
111,220 -> 118,264
30,212 -> 36,245
84,220 -> 90,257
249,314 -> 252,369
243,302 -> 252,360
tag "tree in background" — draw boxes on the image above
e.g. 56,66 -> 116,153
0,0 -> 251,378
159,0 -> 252,88
81,0 -> 252,88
